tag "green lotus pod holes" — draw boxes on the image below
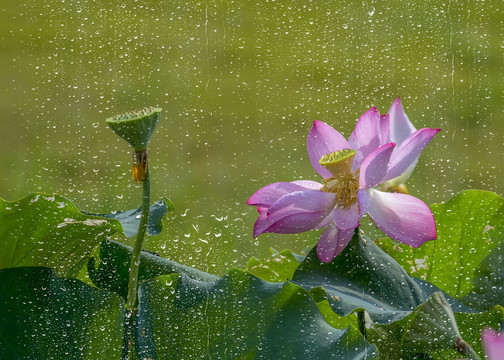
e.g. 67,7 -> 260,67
106,107 -> 161,182
319,148 -> 356,176
106,107 -> 162,151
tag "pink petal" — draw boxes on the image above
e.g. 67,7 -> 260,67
348,107 -> 381,170
316,223 -> 354,262
382,158 -> 418,188
314,212 -> 334,229
481,327 -> 504,360
379,114 -> 390,145
382,128 -> 441,183
331,203 -> 360,230
268,190 -> 336,214
247,181 -> 321,208
254,190 -> 336,237
291,180 -> 323,190
366,189 -> 436,247
253,207 -> 269,237
316,223 -> 338,262
307,121 -> 350,178
359,142 -> 396,189
388,97 -> 416,145
357,189 -> 371,216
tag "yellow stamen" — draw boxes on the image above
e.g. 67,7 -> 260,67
379,182 -> 409,194
391,184 -> 408,194
320,172 -> 359,208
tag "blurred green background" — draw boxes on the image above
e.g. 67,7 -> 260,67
1,1 -> 502,275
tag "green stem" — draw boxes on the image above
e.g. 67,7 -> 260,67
357,310 -> 367,338
126,166 -> 151,310
121,310 -> 134,360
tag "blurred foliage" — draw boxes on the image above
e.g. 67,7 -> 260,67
1,0 -> 503,274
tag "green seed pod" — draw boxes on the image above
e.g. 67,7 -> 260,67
106,107 -> 162,150
319,149 -> 356,177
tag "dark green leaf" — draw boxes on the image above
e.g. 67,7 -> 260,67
83,197 -> 174,238
377,190 -> 504,299
399,292 -> 461,353
88,239 -> 218,300
369,294 -> 500,359
0,194 -> 123,276
0,267 -> 124,359
7,249 -> 378,358
135,270 -> 379,359
293,231 -> 474,324
247,249 -> 361,338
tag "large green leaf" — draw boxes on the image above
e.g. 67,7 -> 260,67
292,231 -> 474,324
462,243 -> 504,311
0,194 -> 123,276
83,197 -> 174,238
88,239 -> 218,300
246,249 -> 372,335
246,248 -> 304,282
367,292 -> 463,360
88,240 -> 377,358
246,249 -> 363,332
0,264 -> 376,359
399,292 -> 461,355
368,293 -> 503,359
377,190 -> 504,299
0,267 -> 124,359
135,270 -> 378,359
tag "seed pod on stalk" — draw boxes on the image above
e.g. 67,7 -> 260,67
106,107 -> 161,182
105,106 -> 162,311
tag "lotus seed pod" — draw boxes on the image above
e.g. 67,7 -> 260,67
106,107 -> 162,150
319,149 -> 356,177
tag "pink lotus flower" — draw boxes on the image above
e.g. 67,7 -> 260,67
248,98 -> 440,262
481,328 -> 504,360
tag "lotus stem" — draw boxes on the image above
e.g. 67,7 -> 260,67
126,164 -> 151,309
